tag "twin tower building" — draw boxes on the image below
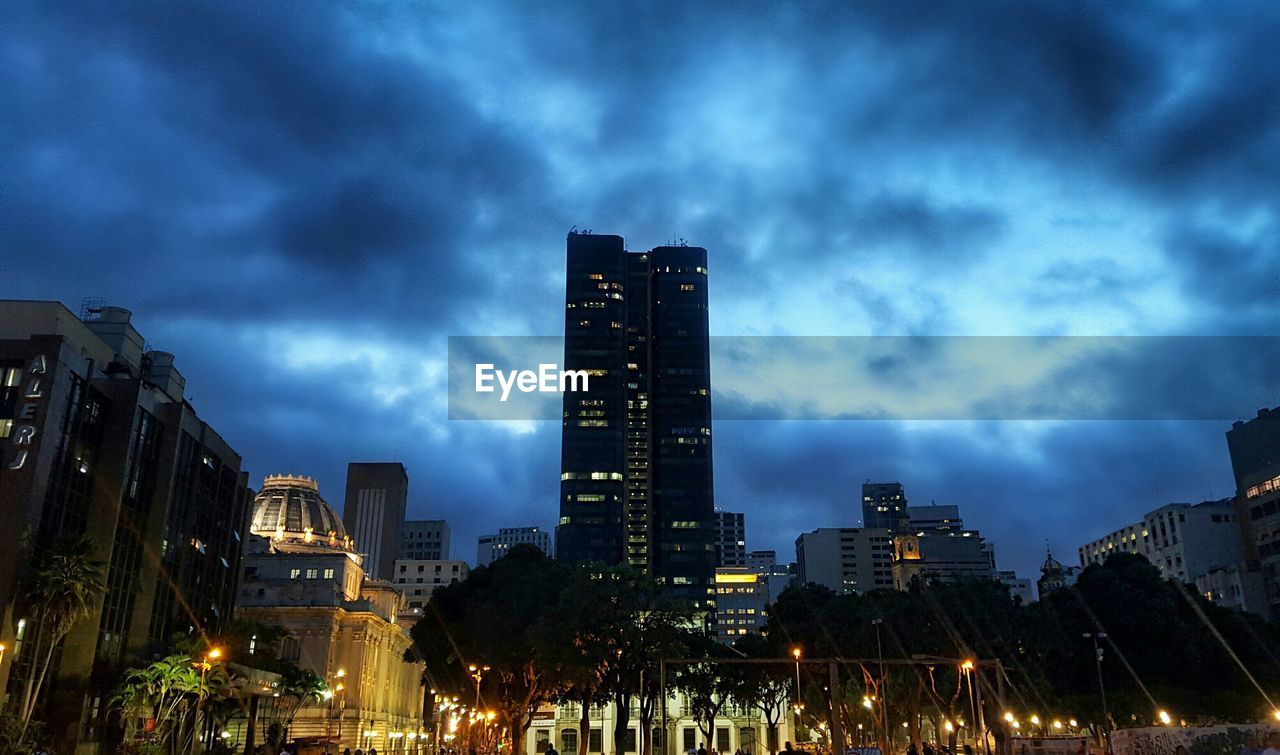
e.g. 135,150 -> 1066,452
556,231 -> 716,605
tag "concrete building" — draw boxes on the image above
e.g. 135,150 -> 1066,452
392,558 -> 471,615
476,526 -> 552,566
239,475 -> 425,753
998,571 -> 1034,604
401,519 -> 451,561
342,462 -> 409,581
1196,564 -> 1268,615
713,568 -> 768,641
906,505 -> 963,532
1077,499 -> 1245,584
795,528 -> 895,594
1227,406 -> 1280,619
0,301 -> 250,754
891,530 -> 996,589
745,550 -> 796,607
714,510 -> 746,567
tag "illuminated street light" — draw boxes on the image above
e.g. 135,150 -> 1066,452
960,659 -> 975,671
1003,712 -> 1014,723
1157,710 -> 1172,726
1273,709 -> 1280,723
1069,720 -> 1078,728
1052,720 -> 1063,730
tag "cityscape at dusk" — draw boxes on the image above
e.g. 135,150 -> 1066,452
2,3 -> 1279,755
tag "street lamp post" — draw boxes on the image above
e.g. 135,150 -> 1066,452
333,669 -> 347,746
791,648 -> 802,742
194,648 -> 223,752
1082,633 -> 1110,754
469,665 -> 489,751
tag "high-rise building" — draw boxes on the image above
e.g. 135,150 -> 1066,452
1226,406 -> 1280,619
0,301 -> 250,753
342,462 -> 408,581
1077,499 -> 1245,584
476,526 -> 552,567
714,510 -> 746,567
401,519 -> 451,561
862,481 -> 909,531
795,528 -> 895,594
557,231 -> 715,605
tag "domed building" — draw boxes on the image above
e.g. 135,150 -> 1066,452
232,475 -> 425,753
1037,546 -> 1080,598
249,475 -> 356,553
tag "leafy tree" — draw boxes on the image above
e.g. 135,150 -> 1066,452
409,545 -> 571,755
727,634 -> 791,755
673,635 -> 739,751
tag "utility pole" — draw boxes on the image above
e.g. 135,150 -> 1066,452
1082,633 -> 1111,754
872,620 -> 888,751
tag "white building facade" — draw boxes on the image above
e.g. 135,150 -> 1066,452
1077,499 -> 1245,583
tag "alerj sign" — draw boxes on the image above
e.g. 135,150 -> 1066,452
6,353 -> 47,470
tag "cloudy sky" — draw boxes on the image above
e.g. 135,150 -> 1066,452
4,2 -> 1278,580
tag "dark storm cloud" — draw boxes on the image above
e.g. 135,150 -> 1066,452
1,0 -> 560,330
3,0 -> 1278,580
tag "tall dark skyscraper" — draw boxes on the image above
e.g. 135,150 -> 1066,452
862,481 -> 909,531
557,231 -> 715,605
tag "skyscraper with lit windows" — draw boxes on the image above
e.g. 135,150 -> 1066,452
557,231 -> 715,605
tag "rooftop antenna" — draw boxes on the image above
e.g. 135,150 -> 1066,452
80,297 -> 105,321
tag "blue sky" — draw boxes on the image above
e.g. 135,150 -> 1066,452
4,2 -> 1278,578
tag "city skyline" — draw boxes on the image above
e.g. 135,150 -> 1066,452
5,3 -> 1278,582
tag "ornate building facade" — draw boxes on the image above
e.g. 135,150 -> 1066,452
235,475 -> 426,752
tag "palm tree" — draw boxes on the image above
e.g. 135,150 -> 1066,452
18,535 -> 107,731
278,666 -> 329,739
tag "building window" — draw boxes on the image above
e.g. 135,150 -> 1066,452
305,568 -> 318,579
290,569 -> 301,580
323,568 -> 335,579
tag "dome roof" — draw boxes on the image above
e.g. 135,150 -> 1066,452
250,475 -> 347,541
1041,546 -> 1064,576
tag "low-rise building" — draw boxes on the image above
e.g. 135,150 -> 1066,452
522,695 -> 794,755
713,568 -> 768,641
892,530 -> 996,589
1196,564 -> 1268,615
392,559 -> 470,615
